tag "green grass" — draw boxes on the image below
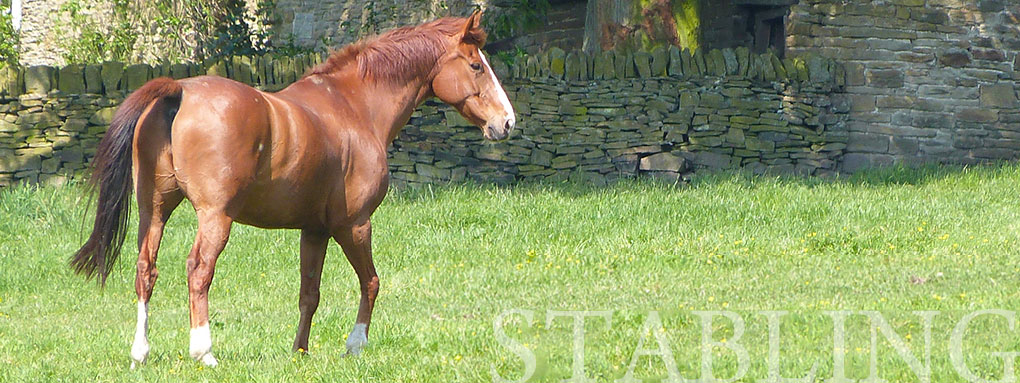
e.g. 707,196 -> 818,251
2,165 -> 1020,382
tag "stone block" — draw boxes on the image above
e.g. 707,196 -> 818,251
548,47 -> 566,79
2,66 -> 23,96
685,151 -> 731,169
806,56 -> 830,83
615,51 -> 629,79
61,119 -> 88,133
90,107 -> 117,126
633,51 -> 652,78
937,48 -> 970,67
125,64 -> 151,91
768,53 -> 787,80
761,55 -> 776,81
240,56 -> 256,84
847,133 -> 890,153
708,49 -> 726,76
694,49 -> 707,75
82,64 -> 103,94
0,66 -> 8,96
101,61 -> 124,93
415,163 -> 450,179
745,137 -> 775,151
956,108 -> 998,123
650,47 -> 667,77
972,48 -> 1006,62
735,46 -> 750,77
724,128 -> 745,145
207,60 -> 228,78
624,52 -> 636,78
866,69 -> 903,88
577,52 -> 589,80
564,52 -> 580,81
668,46 -> 683,77
0,119 -> 16,132
58,64 -> 86,93
25,65 -> 55,94
979,84 -> 1017,108
171,63 -> 190,79
722,48 -> 738,75
530,148 -> 553,166
681,49 -> 697,76
639,152 -> 686,172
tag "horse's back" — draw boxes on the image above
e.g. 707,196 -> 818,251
168,76 -> 336,229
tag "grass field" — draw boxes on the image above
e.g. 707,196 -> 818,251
2,165 -> 1020,382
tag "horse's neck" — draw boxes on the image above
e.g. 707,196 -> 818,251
320,68 -> 432,146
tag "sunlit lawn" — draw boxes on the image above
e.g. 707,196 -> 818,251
1,165 -> 1019,382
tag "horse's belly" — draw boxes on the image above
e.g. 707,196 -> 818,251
231,183 -> 329,230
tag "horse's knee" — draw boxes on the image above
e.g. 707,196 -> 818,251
299,289 -> 320,310
188,274 -> 212,293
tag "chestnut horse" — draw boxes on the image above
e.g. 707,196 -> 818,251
70,12 -> 514,367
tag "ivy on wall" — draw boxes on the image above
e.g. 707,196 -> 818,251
0,0 -> 19,66
54,0 -> 137,64
671,0 -> 699,51
52,0 -> 280,65
585,0 -> 701,54
484,0 -> 550,42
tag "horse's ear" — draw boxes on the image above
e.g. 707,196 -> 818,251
461,10 -> 486,46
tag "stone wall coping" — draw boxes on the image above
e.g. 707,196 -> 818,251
0,46 -> 846,99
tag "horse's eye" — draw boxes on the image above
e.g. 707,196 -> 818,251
470,62 -> 482,72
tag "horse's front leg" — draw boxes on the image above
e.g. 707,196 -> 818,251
293,230 -> 329,352
186,211 -> 232,367
334,220 -> 379,356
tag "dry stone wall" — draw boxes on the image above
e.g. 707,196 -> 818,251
788,0 -> 1020,171
392,47 -> 849,186
0,46 -> 848,187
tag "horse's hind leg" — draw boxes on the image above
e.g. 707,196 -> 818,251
130,124 -> 183,368
130,183 -> 182,368
186,210 -> 232,367
334,220 -> 380,356
292,230 -> 329,352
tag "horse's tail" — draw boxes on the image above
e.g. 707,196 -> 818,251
71,78 -> 183,285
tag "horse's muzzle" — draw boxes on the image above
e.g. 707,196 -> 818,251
484,115 -> 516,141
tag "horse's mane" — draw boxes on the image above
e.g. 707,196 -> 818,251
307,16 -> 487,83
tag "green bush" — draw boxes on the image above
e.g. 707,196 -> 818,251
53,0 -> 281,65
54,0 -> 137,64
484,0 -> 551,42
0,0 -> 18,66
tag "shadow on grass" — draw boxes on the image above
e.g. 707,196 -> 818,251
384,161 -> 1020,202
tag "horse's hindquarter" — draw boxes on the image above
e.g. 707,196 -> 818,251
171,77 -> 339,230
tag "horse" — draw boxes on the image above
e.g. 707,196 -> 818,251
70,11 -> 514,367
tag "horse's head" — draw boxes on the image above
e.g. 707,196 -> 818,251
432,11 -> 516,141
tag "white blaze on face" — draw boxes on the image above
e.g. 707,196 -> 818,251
130,301 -> 149,367
478,49 -> 515,126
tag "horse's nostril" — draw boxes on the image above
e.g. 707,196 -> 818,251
504,119 -> 514,132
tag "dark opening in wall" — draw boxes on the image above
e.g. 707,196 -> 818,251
739,0 -> 793,55
701,0 -> 792,55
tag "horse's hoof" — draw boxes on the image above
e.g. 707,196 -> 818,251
130,341 -> 149,368
345,323 -> 368,356
196,353 -> 219,367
